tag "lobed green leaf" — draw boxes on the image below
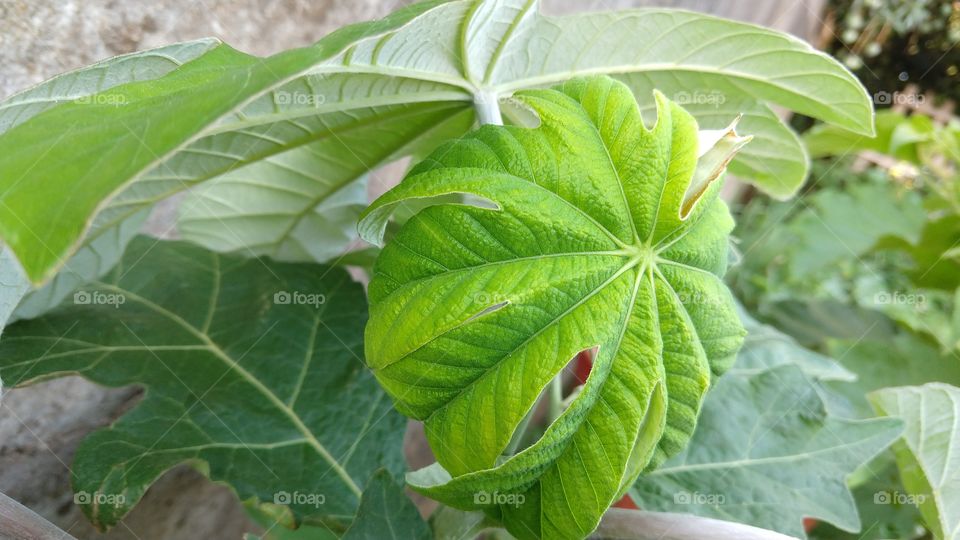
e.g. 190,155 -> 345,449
358,76 -> 747,539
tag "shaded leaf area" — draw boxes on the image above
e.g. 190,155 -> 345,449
359,76 -> 747,539
342,470 -> 432,540
0,237 -> 405,530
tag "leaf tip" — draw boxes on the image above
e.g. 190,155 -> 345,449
681,116 -> 752,217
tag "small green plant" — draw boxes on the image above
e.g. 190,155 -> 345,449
2,1 -> 940,539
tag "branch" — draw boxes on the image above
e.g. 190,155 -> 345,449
0,492 -> 76,540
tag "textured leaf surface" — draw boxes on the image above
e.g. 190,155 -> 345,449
0,0 -> 872,284
358,76 -> 747,539
0,237 -> 405,529
871,384 -> 960,540
632,365 -> 903,538
342,470 -> 432,540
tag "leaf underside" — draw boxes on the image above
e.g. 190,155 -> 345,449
632,364 -> 903,538
358,76 -> 746,539
0,237 -> 406,529
871,384 -> 960,540
0,0 -> 872,286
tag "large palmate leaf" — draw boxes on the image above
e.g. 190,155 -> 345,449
357,76 -> 747,539
871,384 -> 960,540
0,0 -> 872,285
0,237 -> 405,530
631,365 -> 903,538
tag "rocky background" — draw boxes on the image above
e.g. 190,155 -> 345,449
0,1 -> 823,538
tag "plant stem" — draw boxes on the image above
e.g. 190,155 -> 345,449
474,90 -> 503,125
548,374 -> 564,422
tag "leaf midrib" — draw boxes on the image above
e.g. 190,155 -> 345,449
93,280 -> 364,498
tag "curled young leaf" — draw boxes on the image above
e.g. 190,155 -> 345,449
358,76 -> 747,539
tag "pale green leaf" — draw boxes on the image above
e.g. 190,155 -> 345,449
827,333 -> 960,419
735,307 -> 855,382
0,39 -> 219,134
358,76 -> 747,540
0,43 -> 207,320
871,384 -> 960,540
10,210 -> 147,322
176,105 -> 474,263
632,365 -> 903,538
786,182 -> 925,277
0,237 -> 405,529
0,0 -> 872,284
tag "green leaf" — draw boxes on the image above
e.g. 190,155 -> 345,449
0,245 -> 30,347
786,182 -> 925,278
644,96 -> 807,199
808,458 -> 925,540
244,470 -> 430,540
0,237 -> 405,529
0,1 -> 464,284
357,76 -> 747,539
735,307 -> 855,382
175,107 -> 474,263
871,384 -> 960,540
10,210 -> 148,322
0,39 -> 220,134
827,333 -> 960,419
632,365 -> 903,538
803,110 -> 918,160
342,470 -> 431,540
0,43 -> 207,320
0,0 -> 872,284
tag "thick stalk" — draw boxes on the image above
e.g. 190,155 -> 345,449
474,90 -> 503,126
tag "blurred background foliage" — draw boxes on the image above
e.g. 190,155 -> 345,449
729,2 -> 960,534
